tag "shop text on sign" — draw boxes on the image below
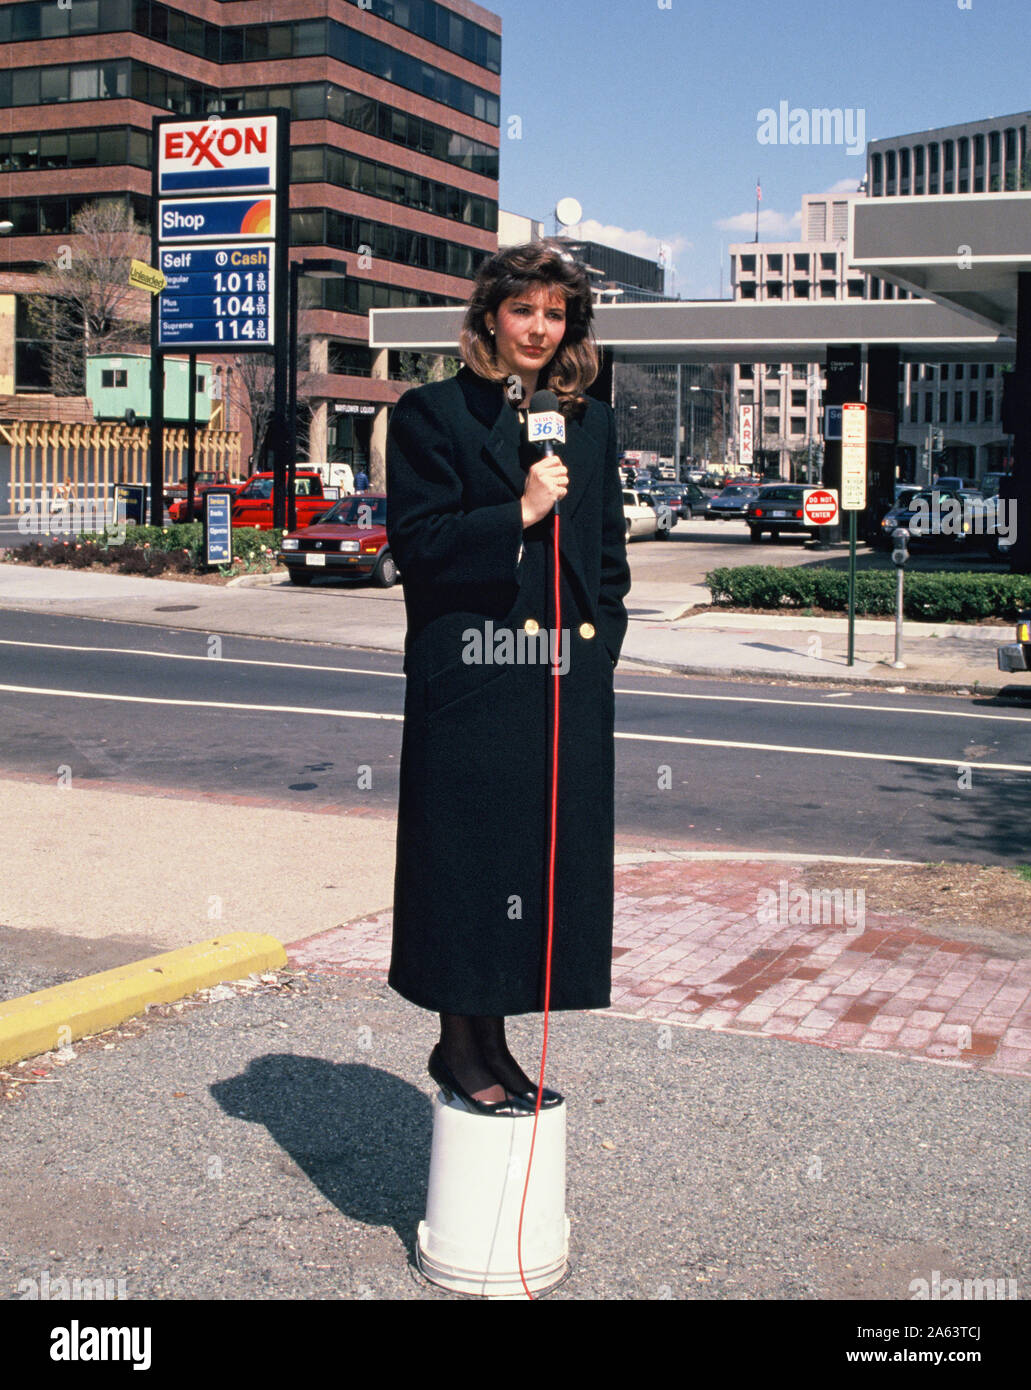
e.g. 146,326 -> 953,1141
802,487 -> 839,525
158,117 -> 278,195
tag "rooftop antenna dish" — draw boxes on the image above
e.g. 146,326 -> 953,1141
554,197 -> 582,235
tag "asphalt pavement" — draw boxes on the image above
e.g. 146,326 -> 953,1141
2,968 -> 1028,1301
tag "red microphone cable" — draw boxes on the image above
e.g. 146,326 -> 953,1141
516,501 -> 562,1300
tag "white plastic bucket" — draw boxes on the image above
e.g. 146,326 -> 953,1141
417,1091 -> 569,1298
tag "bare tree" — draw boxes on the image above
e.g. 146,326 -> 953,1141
26,199 -> 150,397
228,323 -> 317,473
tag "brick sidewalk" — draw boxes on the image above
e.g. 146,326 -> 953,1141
288,857 -> 1031,1080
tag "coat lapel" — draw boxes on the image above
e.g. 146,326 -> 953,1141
455,366 -> 601,617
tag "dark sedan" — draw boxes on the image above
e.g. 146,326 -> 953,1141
277,492 -> 397,586
704,484 -> 760,520
745,484 -> 819,543
650,482 -> 709,519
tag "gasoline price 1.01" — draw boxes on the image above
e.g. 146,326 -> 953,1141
212,269 -> 267,293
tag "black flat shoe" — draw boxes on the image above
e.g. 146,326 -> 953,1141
428,1046 -> 534,1117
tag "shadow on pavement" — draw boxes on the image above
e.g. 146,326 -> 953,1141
212,1055 -> 432,1261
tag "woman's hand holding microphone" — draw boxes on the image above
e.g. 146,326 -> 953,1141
520,456 -> 568,527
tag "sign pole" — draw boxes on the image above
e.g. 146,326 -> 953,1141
187,352 -> 197,521
840,401 -> 868,669
271,110 -> 291,532
847,509 -> 857,666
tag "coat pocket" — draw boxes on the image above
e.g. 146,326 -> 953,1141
424,650 -> 510,719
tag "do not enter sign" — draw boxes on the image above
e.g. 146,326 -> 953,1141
803,487 -> 839,525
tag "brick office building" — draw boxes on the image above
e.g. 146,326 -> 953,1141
0,0 -> 501,479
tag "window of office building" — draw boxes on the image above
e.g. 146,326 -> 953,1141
941,364 -> 950,380
939,392 -> 947,421
762,415 -> 778,436
764,390 -> 779,409
847,279 -> 864,298
766,280 -> 783,299
767,253 -> 783,273
820,252 -> 837,272
886,149 -> 897,188
793,253 -> 809,272
953,394 -> 963,423
985,364 -> 995,379
792,365 -> 807,380
954,364 -> 964,379
740,254 -> 756,273
291,146 -> 497,231
969,391 -> 979,422
984,395 -> 994,420
739,281 -> 757,299
923,394 -> 933,423
792,279 -> 810,298
738,389 -> 754,405
791,390 -> 806,408
740,364 -> 754,380
789,416 -> 806,436
871,152 -> 882,194
819,279 -> 836,298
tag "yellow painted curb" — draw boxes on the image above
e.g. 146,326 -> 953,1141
0,932 -> 287,1069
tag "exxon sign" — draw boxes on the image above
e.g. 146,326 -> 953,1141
158,117 -> 277,196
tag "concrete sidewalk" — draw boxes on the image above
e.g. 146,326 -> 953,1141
0,561 -> 1021,692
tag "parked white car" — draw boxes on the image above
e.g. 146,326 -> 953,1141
623,489 -> 672,540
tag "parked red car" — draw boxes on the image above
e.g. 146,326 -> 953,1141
166,471 -> 242,523
231,470 -> 333,531
277,492 -> 396,587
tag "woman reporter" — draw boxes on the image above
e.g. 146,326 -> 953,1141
386,242 -> 631,1115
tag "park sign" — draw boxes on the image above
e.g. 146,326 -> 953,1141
739,403 -> 754,466
158,116 -> 278,196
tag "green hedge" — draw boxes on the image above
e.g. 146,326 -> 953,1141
11,523 -> 283,577
705,565 -> 1031,623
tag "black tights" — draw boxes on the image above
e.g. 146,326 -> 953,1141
438,1014 -> 535,1104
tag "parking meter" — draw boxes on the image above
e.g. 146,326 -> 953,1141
891,527 -> 910,567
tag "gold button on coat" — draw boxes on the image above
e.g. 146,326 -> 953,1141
523,618 -> 540,634
579,622 -> 595,639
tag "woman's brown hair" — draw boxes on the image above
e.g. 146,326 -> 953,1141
460,241 -> 599,414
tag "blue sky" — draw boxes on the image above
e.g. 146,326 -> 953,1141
491,0 -> 1030,297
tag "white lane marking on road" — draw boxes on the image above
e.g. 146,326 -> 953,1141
614,730 -> 1031,774
0,642 -> 1024,727
612,686 -> 1031,724
0,684 -> 403,721
0,683 -> 1027,774
0,637 -> 403,680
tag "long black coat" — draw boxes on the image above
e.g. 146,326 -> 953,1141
385,365 -> 631,1016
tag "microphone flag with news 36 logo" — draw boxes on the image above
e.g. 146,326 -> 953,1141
527,390 -> 566,515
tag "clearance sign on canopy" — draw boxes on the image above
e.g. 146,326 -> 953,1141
158,116 -> 278,196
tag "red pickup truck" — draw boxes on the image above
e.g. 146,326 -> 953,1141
167,472 -> 243,523
230,470 -> 333,530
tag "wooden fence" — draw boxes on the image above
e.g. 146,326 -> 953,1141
0,421 -> 241,514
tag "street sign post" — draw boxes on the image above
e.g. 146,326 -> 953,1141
840,402 -> 868,665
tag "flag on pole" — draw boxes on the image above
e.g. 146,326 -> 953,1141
756,179 -> 762,202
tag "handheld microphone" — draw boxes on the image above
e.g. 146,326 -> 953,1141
526,390 -> 566,513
